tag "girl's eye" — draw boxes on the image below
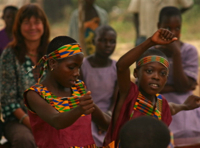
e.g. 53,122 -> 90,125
160,71 -> 167,76
146,69 -> 153,74
68,66 -> 75,70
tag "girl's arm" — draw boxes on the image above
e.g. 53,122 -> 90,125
91,105 -> 111,131
25,91 -> 95,130
169,95 -> 200,115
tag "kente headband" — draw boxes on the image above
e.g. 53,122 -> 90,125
30,43 -> 83,83
137,55 -> 169,70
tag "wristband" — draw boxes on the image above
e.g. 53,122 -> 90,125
19,114 -> 28,124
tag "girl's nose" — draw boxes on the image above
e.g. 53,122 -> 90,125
153,72 -> 160,80
74,68 -> 80,77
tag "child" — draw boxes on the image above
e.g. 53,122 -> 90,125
0,5 -> 18,55
23,36 -> 111,148
80,25 -> 118,147
103,28 -> 200,147
156,6 -> 200,139
119,116 -> 170,148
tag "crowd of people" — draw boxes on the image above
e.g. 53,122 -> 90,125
0,0 -> 200,148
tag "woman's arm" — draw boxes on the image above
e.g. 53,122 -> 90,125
25,91 -> 95,130
169,95 -> 200,115
0,48 -> 29,126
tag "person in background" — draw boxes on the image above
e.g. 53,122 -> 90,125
127,0 -> 194,46
80,25 -> 118,147
0,5 -> 18,55
157,6 -> 200,139
68,0 -> 108,55
119,116 -> 170,148
0,3 -> 50,148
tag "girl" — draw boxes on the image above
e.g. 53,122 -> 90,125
24,36 -> 110,148
80,25 -> 118,147
103,28 -> 200,147
157,6 -> 200,139
0,3 -> 50,148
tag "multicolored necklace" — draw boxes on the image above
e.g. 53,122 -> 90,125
130,92 -> 162,120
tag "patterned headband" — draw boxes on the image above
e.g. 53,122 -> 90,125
137,55 -> 169,70
30,43 -> 83,83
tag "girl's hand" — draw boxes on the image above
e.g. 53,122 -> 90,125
183,95 -> 200,110
151,28 -> 178,45
78,91 -> 95,115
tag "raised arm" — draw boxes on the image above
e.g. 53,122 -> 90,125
116,29 -> 177,98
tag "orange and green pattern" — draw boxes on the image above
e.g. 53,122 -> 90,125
131,92 -> 162,120
137,55 -> 169,70
30,43 -> 83,83
27,79 -> 86,115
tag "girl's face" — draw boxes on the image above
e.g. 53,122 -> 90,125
21,16 -> 44,43
158,15 -> 181,39
94,30 -> 116,58
134,62 -> 168,98
52,53 -> 84,88
3,9 -> 17,29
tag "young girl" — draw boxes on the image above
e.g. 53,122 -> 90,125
103,28 -> 200,147
80,25 -> 118,147
156,6 -> 200,139
24,36 -> 110,148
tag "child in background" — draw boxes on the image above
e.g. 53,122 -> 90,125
24,36 -> 111,148
103,28 -> 200,147
119,116 -> 170,148
156,6 -> 200,139
80,25 -> 118,147
0,5 -> 18,55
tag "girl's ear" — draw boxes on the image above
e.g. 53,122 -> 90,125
134,68 -> 138,78
48,59 -> 57,70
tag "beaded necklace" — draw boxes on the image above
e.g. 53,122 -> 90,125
130,92 -> 162,120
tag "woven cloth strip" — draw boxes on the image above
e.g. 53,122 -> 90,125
137,55 -> 169,70
29,43 -> 82,83
131,92 -> 162,120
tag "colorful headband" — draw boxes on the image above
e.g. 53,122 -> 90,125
30,43 -> 83,83
137,55 -> 169,70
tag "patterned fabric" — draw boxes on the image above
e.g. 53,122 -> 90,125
69,145 -> 97,148
137,55 -> 169,70
26,79 -> 86,115
25,79 -> 107,148
0,48 -> 36,122
31,43 -> 83,82
131,92 -> 162,120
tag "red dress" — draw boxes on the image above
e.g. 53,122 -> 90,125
24,80 -> 96,148
104,82 -> 172,147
